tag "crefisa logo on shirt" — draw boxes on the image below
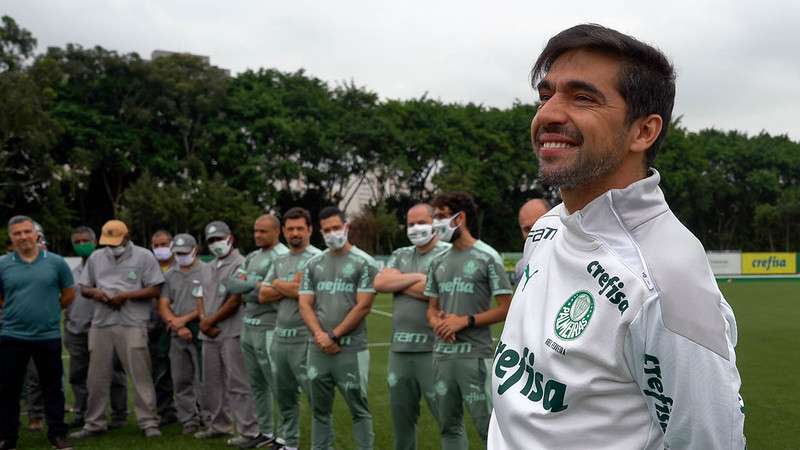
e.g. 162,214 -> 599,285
554,291 -> 595,340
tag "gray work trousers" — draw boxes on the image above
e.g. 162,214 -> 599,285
84,325 -> 159,431
63,329 -> 128,422
169,335 -> 202,427
202,337 -> 258,438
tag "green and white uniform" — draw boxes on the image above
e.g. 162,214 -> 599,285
299,246 -> 379,450
385,242 -> 450,450
267,245 -> 321,448
227,243 -> 289,438
424,240 -> 513,450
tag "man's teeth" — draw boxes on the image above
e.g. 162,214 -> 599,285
541,141 -> 574,149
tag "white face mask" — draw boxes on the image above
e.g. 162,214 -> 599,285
432,214 -> 460,243
175,251 -> 196,267
153,247 -> 172,261
407,223 -> 434,247
209,237 -> 232,258
323,227 -> 348,250
110,245 -> 126,257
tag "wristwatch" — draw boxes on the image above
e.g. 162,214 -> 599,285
327,330 -> 339,344
467,315 -> 476,328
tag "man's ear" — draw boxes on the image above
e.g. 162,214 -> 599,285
629,114 -> 663,154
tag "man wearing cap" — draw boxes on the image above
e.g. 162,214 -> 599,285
71,219 -> 165,439
63,226 -> 128,430
0,215 -> 76,450
158,233 -> 207,436
259,207 -> 321,450
194,221 -> 260,446
149,230 -> 178,427
226,214 -> 289,448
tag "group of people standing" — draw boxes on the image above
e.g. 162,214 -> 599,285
0,190 -> 519,450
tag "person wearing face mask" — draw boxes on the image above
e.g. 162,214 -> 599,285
194,221 -> 260,444
158,233 -> 208,436
374,203 -> 450,450
258,207 -> 321,450
298,206 -> 379,450
424,192 -> 514,450
63,226 -> 129,431
70,219 -> 165,440
224,214 -> 289,449
149,230 -> 178,427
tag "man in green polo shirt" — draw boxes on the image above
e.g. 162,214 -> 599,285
425,192 -> 513,450
226,214 -> 288,448
298,206 -> 378,450
258,207 -> 321,450
0,215 -> 76,450
375,203 -> 450,450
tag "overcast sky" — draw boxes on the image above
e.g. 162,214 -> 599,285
7,0 -> 800,140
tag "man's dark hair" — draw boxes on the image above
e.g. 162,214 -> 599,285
72,226 -> 97,241
432,192 -> 479,235
284,207 -> 312,227
319,206 -> 346,223
152,229 -> 173,241
532,24 -> 675,163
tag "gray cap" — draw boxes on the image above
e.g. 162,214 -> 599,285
205,221 -> 231,241
171,233 -> 197,253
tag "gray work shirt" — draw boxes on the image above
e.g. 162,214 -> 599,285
65,261 -> 95,335
199,249 -> 245,341
162,261 -> 210,336
79,242 -> 165,328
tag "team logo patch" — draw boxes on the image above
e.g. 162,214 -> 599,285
127,271 -> 137,280
176,238 -> 185,246
207,225 -> 217,234
463,260 -> 479,276
554,290 -> 595,340
341,262 -> 355,277
435,380 -> 447,396
387,372 -> 398,387
217,284 -> 227,295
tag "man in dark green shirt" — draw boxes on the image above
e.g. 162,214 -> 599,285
259,207 -> 321,450
0,215 -> 76,450
425,192 -> 513,450
375,203 -> 450,450
299,206 -> 378,450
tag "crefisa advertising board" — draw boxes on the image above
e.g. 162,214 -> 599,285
706,251 -> 798,276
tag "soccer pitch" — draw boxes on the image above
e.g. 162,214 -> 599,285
15,280 -> 799,449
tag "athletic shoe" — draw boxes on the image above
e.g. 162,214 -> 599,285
194,429 -> 232,439
0,439 -> 17,450
230,433 -> 278,449
69,428 -> 105,439
49,436 -> 74,450
144,428 -> 161,438
28,417 -> 44,432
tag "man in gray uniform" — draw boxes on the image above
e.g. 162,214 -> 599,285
227,215 -> 289,448
71,219 -> 165,439
425,192 -> 514,450
158,233 -> 206,435
375,203 -> 450,450
63,226 -> 128,430
299,206 -> 378,450
195,221 -> 260,447
259,207 -> 321,450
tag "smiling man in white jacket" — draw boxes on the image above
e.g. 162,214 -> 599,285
488,24 -> 746,450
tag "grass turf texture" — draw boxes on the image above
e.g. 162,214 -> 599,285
14,281 -> 799,449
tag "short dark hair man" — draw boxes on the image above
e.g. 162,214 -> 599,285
259,207 -> 322,450
488,24 -> 745,450
375,203 -> 450,450
298,206 -> 379,450
63,226 -> 128,430
425,192 -> 513,450
0,215 -> 76,450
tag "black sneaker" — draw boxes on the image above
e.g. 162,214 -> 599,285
0,439 -> 17,450
233,433 -> 277,449
49,436 -> 74,450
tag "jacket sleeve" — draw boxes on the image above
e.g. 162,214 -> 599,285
226,255 -> 261,296
623,294 -> 746,450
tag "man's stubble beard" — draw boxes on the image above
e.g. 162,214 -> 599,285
537,131 -> 628,190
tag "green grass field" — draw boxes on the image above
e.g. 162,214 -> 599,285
14,280 -> 800,449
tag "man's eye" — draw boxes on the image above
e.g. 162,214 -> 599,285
576,94 -> 594,103
538,94 -> 551,102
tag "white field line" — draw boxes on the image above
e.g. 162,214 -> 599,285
371,308 -> 393,318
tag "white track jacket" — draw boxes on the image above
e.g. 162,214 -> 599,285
489,170 -> 746,450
